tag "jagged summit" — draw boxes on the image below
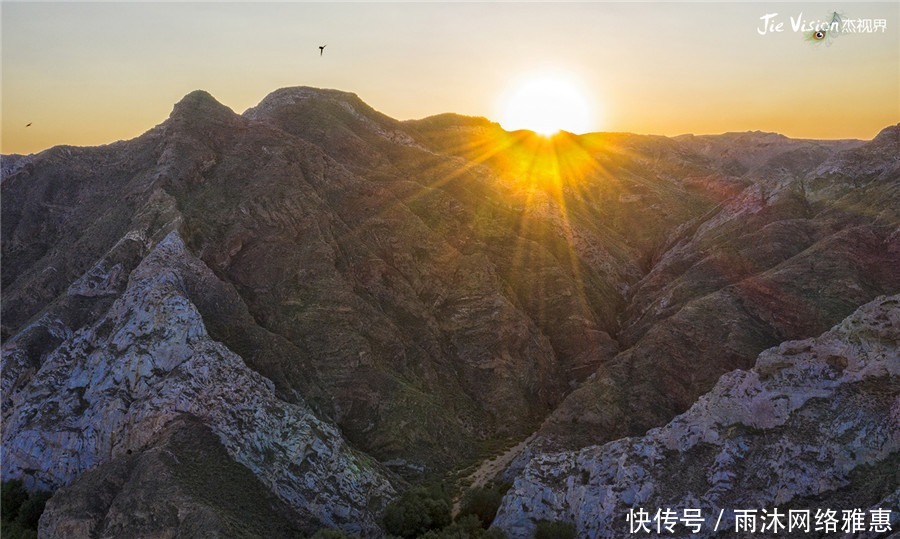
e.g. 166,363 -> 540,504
673,128 -> 865,178
170,90 -> 235,118
676,130 -> 791,141
166,89 -> 242,132
2,85 -> 897,539
240,85 -> 423,158
871,122 -> 900,145
173,89 -> 219,108
243,86 -> 362,117
493,295 -> 900,538
404,112 -> 496,129
242,85 -> 395,128
808,122 -> 900,185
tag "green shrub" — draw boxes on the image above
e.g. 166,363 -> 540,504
1,521 -> 39,539
480,528 -> 507,539
533,520 -> 576,539
382,486 -> 452,538
16,491 -> 51,530
309,529 -> 359,539
419,515 -> 496,539
1,479 -> 28,523
1,480 -> 52,535
458,485 -> 507,528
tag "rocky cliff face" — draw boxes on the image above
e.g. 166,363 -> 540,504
493,295 -> 900,538
3,232 -> 397,536
38,416 -> 315,538
510,124 -> 900,469
2,87 -> 897,537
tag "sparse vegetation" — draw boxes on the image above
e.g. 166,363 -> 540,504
533,520 -> 576,539
419,515 -> 483,538
418,515 -> 507,539
1,479 -> 52,539
458,484 -> 510,528
1,479 -> 28,521
382,482 -> 512,539
383,484 -> 453,538
309,529 -> 360,539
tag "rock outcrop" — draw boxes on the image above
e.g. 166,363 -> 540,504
493,295 -> 899,538
38,417 -> 314,538
519,124 -> 900,466
3,232 -> 397,536
2,87 -> 897,536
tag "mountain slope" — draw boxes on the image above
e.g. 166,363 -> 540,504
3,232 -> 397,536
1,87 -> 897,536
493,294 -> 900,538
513,124 -> 900,461
39,416 -> 314,538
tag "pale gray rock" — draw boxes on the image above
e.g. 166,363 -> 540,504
493,295 -> 899,538
1,232 -> 397,537
243,86 -> 425,150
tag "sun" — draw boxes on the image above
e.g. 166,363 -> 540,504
499,75 -> 594,136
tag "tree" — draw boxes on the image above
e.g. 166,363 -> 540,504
458,485 -> 508,528
418,515 -> 508,539
419,515 -> 482,539
309,529 -> 359,539
1,479 -> 28,523
382,486 -> 452,539
15,491 -> 51,530
1,480 -> 53,537
533,520 -> 576,539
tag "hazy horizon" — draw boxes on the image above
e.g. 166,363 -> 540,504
3,1 -> 898,154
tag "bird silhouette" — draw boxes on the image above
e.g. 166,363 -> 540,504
25,122 -> 32,127
319,45 -> 327,56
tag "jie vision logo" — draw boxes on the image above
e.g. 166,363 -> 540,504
757,12 -> 887,45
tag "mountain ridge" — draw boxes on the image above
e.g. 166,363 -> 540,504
493,294 -> 900,538
2,86 -> 897,538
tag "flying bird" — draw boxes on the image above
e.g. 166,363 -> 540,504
319,45 -> 327,56
25,122 -> 32,127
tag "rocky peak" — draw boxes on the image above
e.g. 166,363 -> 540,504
243,86 -> 367,121
673,130 -> 864,180
0,154 -> 31,181
872,123 -> 900,143
404,113 -> 496,130
493,295 -> 900,538
242,86 -> 423,154
2,85 -> 897,538
2,231 -> 398,536
242,85 -> 397,134
810,122 -> 900,185
165,90 -> 242,130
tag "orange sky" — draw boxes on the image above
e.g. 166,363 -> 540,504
2,1 -> 898,155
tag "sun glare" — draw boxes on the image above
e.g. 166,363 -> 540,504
499,75 -> 593,136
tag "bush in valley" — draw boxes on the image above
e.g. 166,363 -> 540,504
1,479 -> 28,522
418,515 -> 507,539
419,515 -> 482,538
15,491 -> 52,529
1,523 -> 38,539
382,484 -> 452,538
480,528 -> 507,539
458,484 -> 509,528
1,480 -> 52,538
309,529 -> 360,539
533,520 -> 576,539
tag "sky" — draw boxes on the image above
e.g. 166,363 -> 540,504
2,1 -> 898,154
